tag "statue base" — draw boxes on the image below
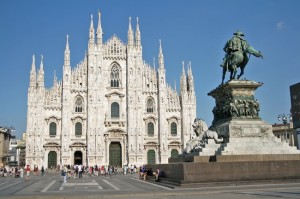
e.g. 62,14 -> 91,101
208,80 -> 300,155
149,157 -> 300,186
151,80 -> 300,186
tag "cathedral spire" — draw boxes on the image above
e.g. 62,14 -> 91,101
84,50 -> 87,64
187,61 -> 194,91
128,17 -> 134,47
40,55 -> 44,71
96,10 -> 103,45
135,17 -> 141,48
180,61 -> 187,92
29,54 -> 36,88
63,35 -> 71,86
37,55 -> 44,87
158,39 -> 164,69
89,14 -> 95,45
181,61 -> 186,75
157,40 -> 166,88
53,70 -> 58,87
31,54 -> 36,73
64,35 -> 70,67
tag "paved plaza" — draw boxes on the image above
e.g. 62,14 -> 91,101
0,172 -> 300,199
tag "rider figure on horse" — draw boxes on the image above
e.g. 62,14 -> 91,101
220,31 -> 263,84
220,31 -> 248,70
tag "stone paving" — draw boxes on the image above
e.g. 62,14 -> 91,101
1,172 -> 300,199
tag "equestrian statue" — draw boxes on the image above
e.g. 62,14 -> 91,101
220,31 -> 263,84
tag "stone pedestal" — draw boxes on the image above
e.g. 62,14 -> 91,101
208,79 -> 263,125
199,139 -> 222,156
207,80 -> 300,155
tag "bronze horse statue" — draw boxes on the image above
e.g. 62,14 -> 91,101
221,45 -> 263,84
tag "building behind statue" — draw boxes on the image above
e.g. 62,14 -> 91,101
26,11 -> 196,168
0,127 -> 12,167
271,82 -> 300,150
272,121 -> 297,148
290,82 -> 300,148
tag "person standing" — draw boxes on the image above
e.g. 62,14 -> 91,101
104,165 -> 108,177
3,167 -> 7,177
25,165 -> 30,181
154,168 -> 160,182
130,165 -> 134,174
74,165 -> 78,178
123,165 -> 127,175
109,166 -> 112,177
78,164 -> 83,178
41,166 -> 45,176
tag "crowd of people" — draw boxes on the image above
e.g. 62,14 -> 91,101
60,164 -> 136,178
0,164 -> 161,182
139,166 -> 160,182
0,166 -> 24,178
0,165 -> 43,180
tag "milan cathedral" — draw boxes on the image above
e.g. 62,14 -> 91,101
26,11 -> 196,168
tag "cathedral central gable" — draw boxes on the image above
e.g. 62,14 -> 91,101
103,35 -> 126,60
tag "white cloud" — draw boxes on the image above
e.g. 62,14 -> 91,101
276,21 -> 284,30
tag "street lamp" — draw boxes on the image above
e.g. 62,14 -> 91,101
278,113 -> 292,144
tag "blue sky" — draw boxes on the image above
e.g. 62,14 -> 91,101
1,0 -> 300,138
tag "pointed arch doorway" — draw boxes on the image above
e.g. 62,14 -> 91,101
74,151 -> 83,165
109,142 -> 122,167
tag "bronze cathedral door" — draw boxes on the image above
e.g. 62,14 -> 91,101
109,142 -> 122,167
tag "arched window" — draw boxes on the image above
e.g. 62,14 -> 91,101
171,122 -> 177,136
49,122 -> 57,136
146,98 -> 154,113
110,64 -> 120,87
111,102 -> 120,118
75,97 -> 84,112
147,122 -> 154,136
75,122 -> 82,136
171,149 -> 179,158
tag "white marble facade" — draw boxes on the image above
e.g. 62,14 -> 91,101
26,12 -> 196,168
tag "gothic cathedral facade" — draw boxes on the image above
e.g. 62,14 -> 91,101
26,12 -> 196,168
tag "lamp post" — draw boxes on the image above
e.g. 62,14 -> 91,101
278,113 -> 292,144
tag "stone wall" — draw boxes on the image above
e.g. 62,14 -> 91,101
148,159 -> 300,185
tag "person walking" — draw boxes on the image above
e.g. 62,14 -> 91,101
19,167 -> 24,178
63,165 -> 68,183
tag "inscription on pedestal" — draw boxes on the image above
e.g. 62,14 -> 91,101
242,127 -> 259,136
